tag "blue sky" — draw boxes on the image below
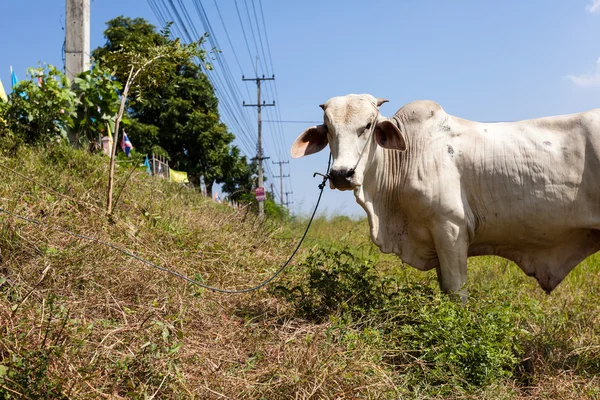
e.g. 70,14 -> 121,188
1,0 -> 600,217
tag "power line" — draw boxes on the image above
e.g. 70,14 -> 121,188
258,0 -> 275,74
190,0 -> 259,152
233,0 -> 257,75
242,0 -> 262,69
211,0 -> 252,100
146,1 -> 292,193
250,0 -> 270,76
249,4 -> 290,179
153,0 -> 258,156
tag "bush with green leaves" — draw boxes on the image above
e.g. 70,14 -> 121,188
4,65 -> 77,144
72,64 -> 122,147
273,248 -> 396,321
274,246 -> 533,393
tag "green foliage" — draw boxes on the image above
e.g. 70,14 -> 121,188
3,65 -> 77,144
72,63 -> 122,146
273,248 -> 393,321
387,292 -> 525,391
263,197 -> 290,220
0,64 -> 120,150
221,156 -> 259,199
0,98 -> 8,135
274,246 -> 529,393
236,190 -> 289,220
92,17 -> 207,108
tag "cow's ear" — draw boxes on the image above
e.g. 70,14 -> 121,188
290,125 -> 329,158
374,119 -> 406,151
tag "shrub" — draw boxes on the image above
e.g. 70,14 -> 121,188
274,246 -> 528,393
273,247 -> 396,322
72,64 -> 122,147
4,65 -> 77,144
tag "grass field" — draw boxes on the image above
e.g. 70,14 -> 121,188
1,143 -> 599,399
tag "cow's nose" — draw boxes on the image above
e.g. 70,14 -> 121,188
329,168 -> 354,190
330,168 -> 354,179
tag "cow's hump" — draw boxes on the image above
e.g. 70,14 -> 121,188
395,100 -> 444,124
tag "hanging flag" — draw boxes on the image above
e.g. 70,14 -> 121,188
169,169 -> 189,183
0,79 -> 7,102
143,156 -> 152,175
10,66 -> 18,88
106,121 -> 113,140
120,132 -> 133,157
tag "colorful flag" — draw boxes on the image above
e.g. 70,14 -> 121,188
169,168 -> 189,183
143,156 -> 152,175
0,79 -> 7,102
120,132 -> 133,157
10,66 -> 18,88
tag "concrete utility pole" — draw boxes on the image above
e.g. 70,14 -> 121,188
65,0 -> 90,81
272,160 -> 289,205
243,74 -> 275,220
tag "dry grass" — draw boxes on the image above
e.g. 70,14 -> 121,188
0,144 -> 599,399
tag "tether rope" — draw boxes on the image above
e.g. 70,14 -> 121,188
0,154 -> 332,294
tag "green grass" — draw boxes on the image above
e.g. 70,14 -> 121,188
0,142 -> 599,398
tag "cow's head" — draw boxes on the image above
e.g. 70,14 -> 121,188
291,94 -> 406,190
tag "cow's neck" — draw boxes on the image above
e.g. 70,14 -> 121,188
353,127 -> 433,269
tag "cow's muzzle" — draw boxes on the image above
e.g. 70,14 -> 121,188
329,168 -> 354,190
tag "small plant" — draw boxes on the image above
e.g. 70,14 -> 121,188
272,247 -> 397,322
385,293 -> 525,391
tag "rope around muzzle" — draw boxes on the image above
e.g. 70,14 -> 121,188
0,154 -> 332,294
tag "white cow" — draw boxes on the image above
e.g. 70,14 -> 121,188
291,94 -> 600,296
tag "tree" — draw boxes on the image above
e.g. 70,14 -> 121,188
220,148 -> 258,198
91,17 -> 172,99
93,16 -> 257,199
93,17 -> 206,214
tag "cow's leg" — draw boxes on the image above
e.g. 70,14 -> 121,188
431,220 -> 469,300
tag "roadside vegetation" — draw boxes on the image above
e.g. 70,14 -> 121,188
0,141 -> 599,399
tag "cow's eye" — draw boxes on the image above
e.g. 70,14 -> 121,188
358,122 -> 372,137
